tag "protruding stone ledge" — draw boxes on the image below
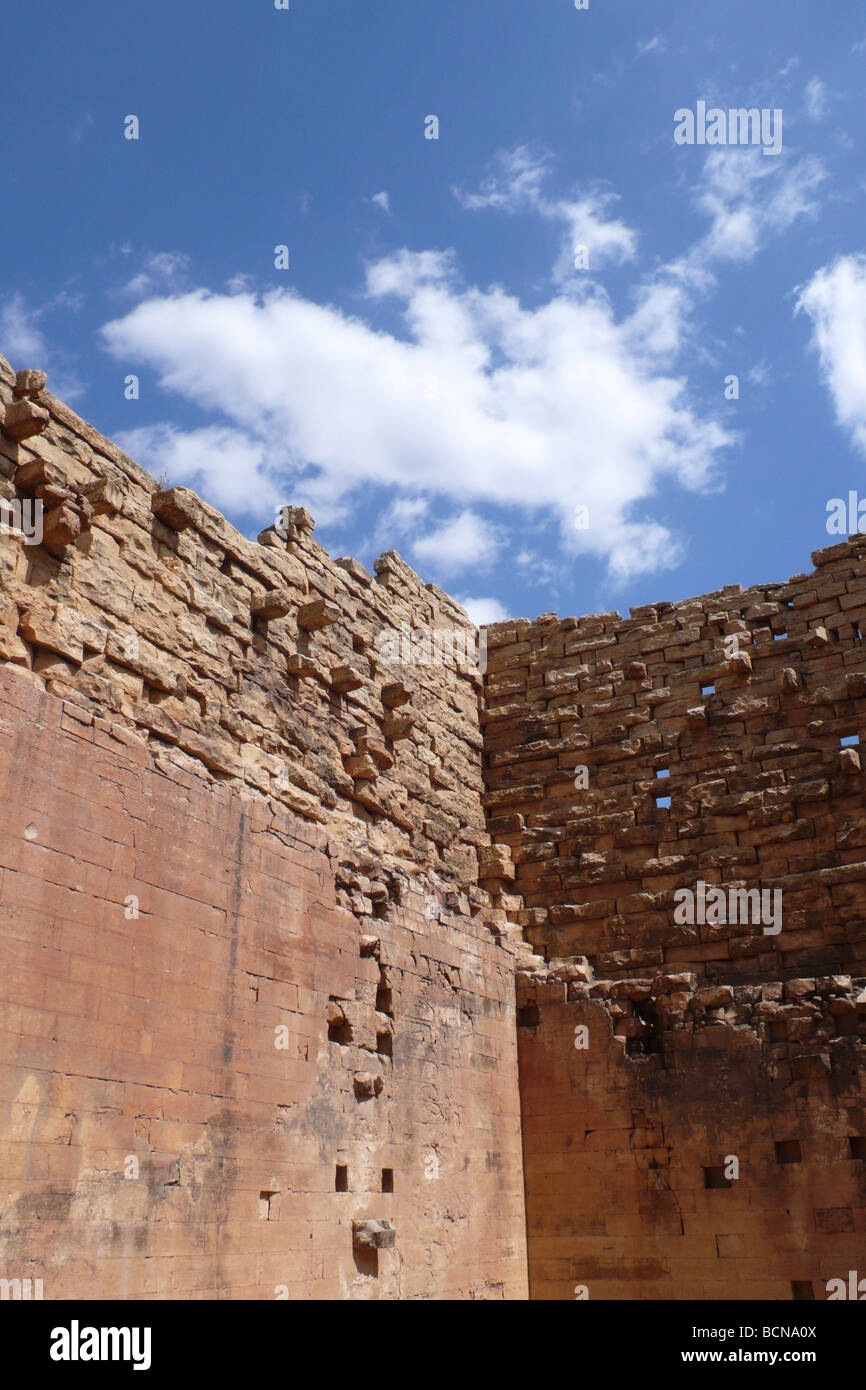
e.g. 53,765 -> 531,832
381,682 -> 410,708
251,588 -> 293,621
151,486 -> 205,533
335,555 -> 372,586
353,1219 -> 394,1250
14,369 -> 48,397
330,664 -> 364,694
298,598 -> 340,632
3,398 -> 50,442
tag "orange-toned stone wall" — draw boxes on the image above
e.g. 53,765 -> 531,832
0,663 -> 526,1299
482,555 -> 866,1300
0,351 -> 527,1300
3,348 -> 865,1303
516,970 -> 866,1300
483,552 -> 866,981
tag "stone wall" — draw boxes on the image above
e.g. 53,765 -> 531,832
517,963 -> 866,1299
483,552 -> 866,982
482,551 -> 866,1300
1,350 -> 864,1302
0,354 -> 527,1300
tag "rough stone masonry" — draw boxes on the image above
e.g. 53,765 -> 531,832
0,352 -> 863,1300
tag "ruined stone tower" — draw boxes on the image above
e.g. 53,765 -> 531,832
0,354 -> 863,1300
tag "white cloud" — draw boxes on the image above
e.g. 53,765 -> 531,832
796,255 -> 866,454
636,35 -> 667,57
412,511 -> 501,575
684,148 -> 826,267
0,293 -> 48,362
117,251 -> 190,301
747,359 -> 772,388
606,519 -> 684,582
371,191 -> 391,213
100,238 -> 733,582
0,292 -> 83,400
114,423 -> 282,517
804,77 -> 828,121
104,141 -> 808,583
457,596 -> 509,625
454,146 -> 638,278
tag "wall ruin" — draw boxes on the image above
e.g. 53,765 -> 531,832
0,351 -> 863,1300
482,546 -> 866,1300
0,353 -> 526,1300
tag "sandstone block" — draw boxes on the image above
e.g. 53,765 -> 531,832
352,1220 -> 395,1250
4,399 -> 50,441
298,599 -> 340,631
251,588 -> 293,621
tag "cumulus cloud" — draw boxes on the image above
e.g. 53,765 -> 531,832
411,510 -> 501,575
457,596 -> 509,625
104,141 -> 823,583
114,423 -> 282,517
796,255 -> 866,454
100,254 -> 733,583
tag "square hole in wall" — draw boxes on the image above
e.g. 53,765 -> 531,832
655,794 -> 671,810
854,622 -> 862,641
381,1168 -> 394,1193
376,1031 -> 393,1057
655,768 -> 670,778
703,1165 -> 732,1190
840,735 -> 860,747
774,1140 -> 802,1164
335,1164 -> 348,1192
849,1137 -> 866,1159
774,629 -> 787,639
328,1019 -> 353,1045
791,1280 -> 815,1301
701,683 -> 715,696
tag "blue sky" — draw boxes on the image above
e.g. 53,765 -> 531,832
3,0 -> 866,624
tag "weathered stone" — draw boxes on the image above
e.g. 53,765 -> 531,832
298,598 -> 340,631
13,369 -> 47,397
381,682 -> 411,708
330,664 -> 364,694
3,398 -> 50,441
251,588 -> 293,621
352,1219 -> 395,1250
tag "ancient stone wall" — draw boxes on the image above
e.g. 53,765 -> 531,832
483,554 -> 866,982
482,555 -> 866,1300
516,964 -> 866,1299
1,350 -> 864,1302
0,354 -> 527,1299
